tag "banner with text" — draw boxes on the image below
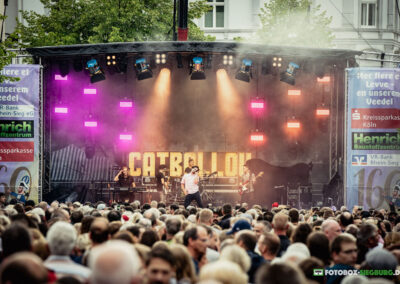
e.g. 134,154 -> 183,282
346,68 -> 400,209
0,65 -> 41,203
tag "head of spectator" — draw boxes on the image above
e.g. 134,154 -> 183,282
307,232 -> 331,265
357,223 -> 380,264
255,262 -> 307,284
198,209 -> 213,226
113,230 -> 135,244
291,223 -> 312,244
384,231 -> 400,248
199,260 -> 248,284
46,221 -> 77,256
89,240 -> 141,284
321,219 -> 341,242
227,219 -> 251,236
2,223 -> 32,258
81,215 -> 95,234
183,226 -> 208,262
145,247 -> 175,284
257,232 -> 280,261
208,228 -> 220,252
253,220 -> 271,240
361,248 -> 398,281
272,213 -> 288,236
339,211 -> 353,230
165,216 -> 181,241
331,233 -> 358,267
288,208 -> 299,225
89,217 -> 110,246
235,230 -> 257,252
222,203 -> 232,216
345,224 -> 359,239
70,210 -> 83,225
140,228 -> 160,248
144,208 -> 160,227
281,243 -> 310,265
169,244 -> 196,283
219,244 -> 251,273
298,257 -> 325,284
0,252 -> 48,284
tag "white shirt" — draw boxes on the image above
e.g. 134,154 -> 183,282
181,173 -> 199,194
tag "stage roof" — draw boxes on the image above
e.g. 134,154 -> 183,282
27,41 -> 361,61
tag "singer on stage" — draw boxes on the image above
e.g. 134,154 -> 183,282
181,165 -> 203,208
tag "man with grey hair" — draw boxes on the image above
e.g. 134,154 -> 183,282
89,240 -> 141,284
144,208 -> 160,227
321,219 -> 342,242
44,221 -> 91,281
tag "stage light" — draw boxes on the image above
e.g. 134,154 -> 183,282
135,57 -> 153,80
235,59 -> 253,82
223,55 -> 234,65
119,134 -> 133,141
83,88 -> 97,95
280,62 -> 299,85
190,57 -> 206,80
316,109 -> 330,116
84,121 -> 98,128
272,57 -> 282,67
287,121 -> 301,128
250,131 -> 265,144
54,74 -> 68,81
54,107 -> 68,114
156,53 -> 167,64
317,76 -> 331,83
250,98 -> 265,110
288,90 -> 301,96
86,59 -> 106,83
120,101 -> 133,108
107,55 -> 116,66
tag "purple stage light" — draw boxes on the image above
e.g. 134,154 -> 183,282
84,121 -> 98,127
83,88 -> 97,95
55,74 -> 68,81
119,134 -> 133,141
119,101 -> 133,108
54,107 -> 68,114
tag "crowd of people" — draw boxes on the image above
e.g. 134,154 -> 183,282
0,196 -> 399,284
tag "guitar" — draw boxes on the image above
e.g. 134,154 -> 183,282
238,172 -> 264,195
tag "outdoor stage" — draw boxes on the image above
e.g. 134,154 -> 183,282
27,41 -> 360,208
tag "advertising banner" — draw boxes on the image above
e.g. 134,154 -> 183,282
346,68 -> 400,209
0,65 -> 41,203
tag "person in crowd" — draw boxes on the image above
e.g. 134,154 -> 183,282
255,262 -> 307,284
357,223 -> 380,264
291,223 -> 312,244
272,213 -> 291,256
169,244 -> 197,283
183,225 -> 208,274
288,208 -> 300,226
218,203 -> 233,230
199,260 -> 248,284
257,232 -> 281,262
235,229 -> 265,283
307,231 -> 331,266
2,223 -> 32,259
226,219 -> 252,236
44,221 -> 91,281
89,240 -> 141,284
253,220 -> 271,240
145,246 -> 175,284
321,219 -> 342,242
326,233 -> 358,284
198,208 -> 213,226
165,216 -> 182,243
219,244 -> 251,273
339,211 -> 353,231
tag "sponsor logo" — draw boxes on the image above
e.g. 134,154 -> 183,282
352,155 -> 367,165
313,269 -> 324,276
0,142 -> 34,162
352,111 -> 360,120
351,108 -> 400,129
352,132 -> 400,150
0,120 -> 34,138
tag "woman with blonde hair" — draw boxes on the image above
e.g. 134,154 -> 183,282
219,244 -> 250,273
170,244 -> 196,283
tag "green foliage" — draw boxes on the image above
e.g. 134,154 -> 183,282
257,0 -> 334,48
0,15 -> 19,83
16,0 -> 214,47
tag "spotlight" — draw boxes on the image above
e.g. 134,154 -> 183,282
272,57 -> 282,68
317,76 -> 331,83
287,121 -> 301,128
280,62 -> 299,85
119,134 -> 133,141
155,53 -> 167,64
54,74 -> 68,81
316,108 -> 330,116
119,100 -> 133,108
86,59 -> 106,83
84,121 -> 98,128
54,107 -> 68,114
83,88 -> 97,95
106,55 -> 116,66
288,90 -> 301,96
223,55 -> 234,65
190,57 -> 206,80
235,59 -> 252,82
135,57 -> 153,80
250,130 -> 265,144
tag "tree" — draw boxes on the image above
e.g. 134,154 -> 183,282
16,0 -> 214,47
257,0 -> 334,48
0,15 -> 19,82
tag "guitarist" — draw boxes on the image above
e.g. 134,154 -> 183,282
156,165 -> 169,204
239,165 -> 262,205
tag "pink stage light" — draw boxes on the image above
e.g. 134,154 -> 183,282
317,76 -> 331,83
250,100 -> 265,110
287,121 -> 301,128
84,121 -> 98,127
288,90 -> 301,96
119,134 -> 133,141
83,88 -> 97,95
250,134 -> 264,142
316,109 -> 330,116
55,74 -> 68,81
119,101 -> 133,108
54,107 -> 68,114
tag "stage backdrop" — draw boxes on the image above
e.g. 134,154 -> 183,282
0,65 -> 41,203
346,68 -> 400,210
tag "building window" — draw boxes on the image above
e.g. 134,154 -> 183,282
204,0 -> 224,28
361,1 -> 377,27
